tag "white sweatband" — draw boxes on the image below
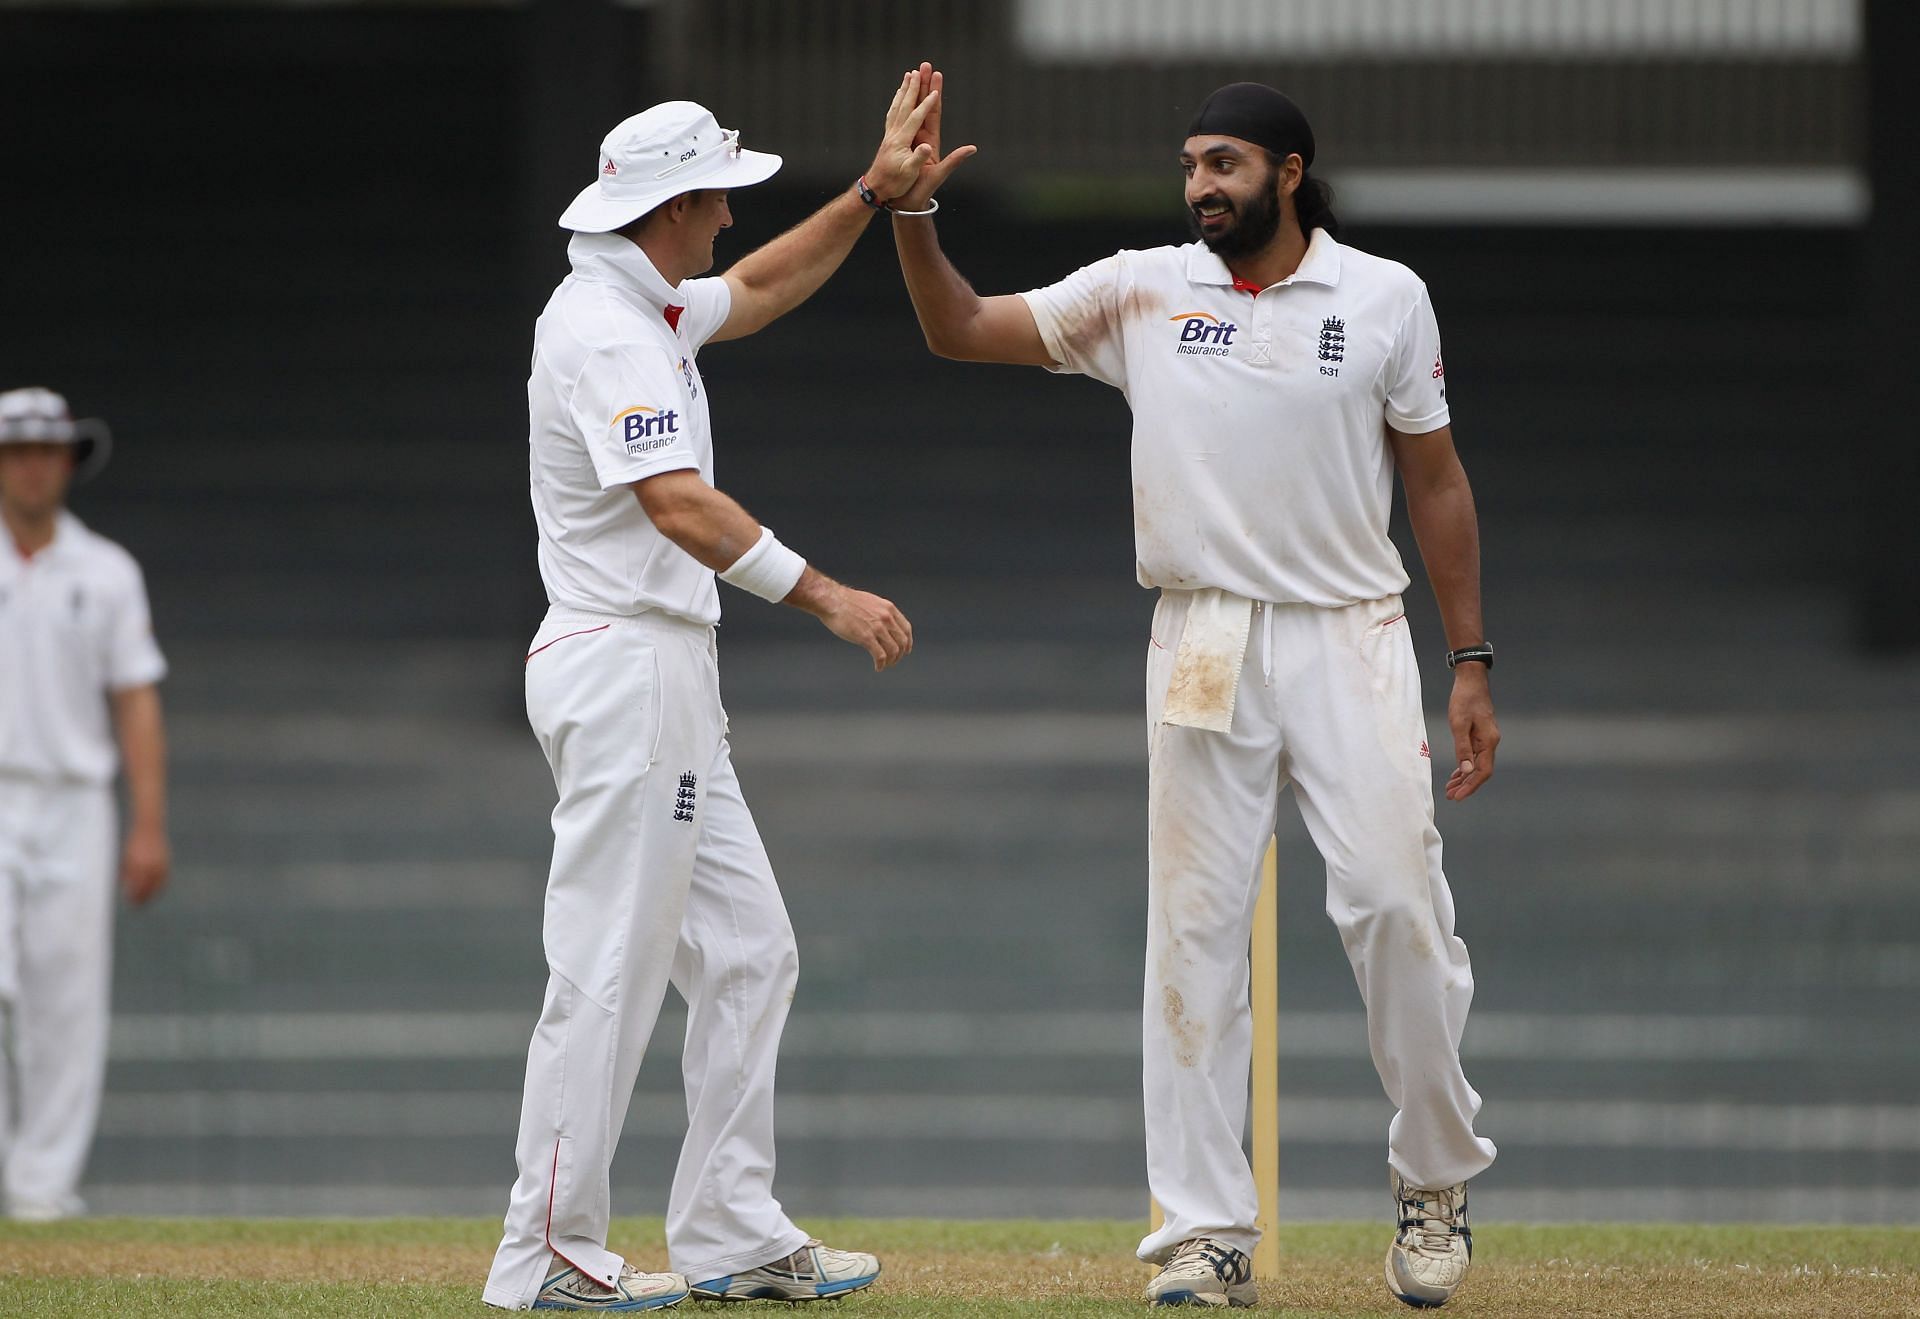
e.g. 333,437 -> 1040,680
720,526 -> 807,603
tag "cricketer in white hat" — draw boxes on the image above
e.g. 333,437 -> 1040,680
558,100 -> 785,233
483,68 -> 957,1313
1,384 -> 170,1223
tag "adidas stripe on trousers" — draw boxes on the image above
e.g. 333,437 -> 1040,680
483,607 -> 808,1309
1137,589 -> 1498,1266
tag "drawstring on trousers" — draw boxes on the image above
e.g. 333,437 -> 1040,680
1260,601 -> 1273,685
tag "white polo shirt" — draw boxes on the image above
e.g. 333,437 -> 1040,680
529,232 -> 733,624
0,511 -> 168,787
1020,229 -> 1451,607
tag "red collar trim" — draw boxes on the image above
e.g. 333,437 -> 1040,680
663,304 -> 685,332
1230,274 -> 1264,295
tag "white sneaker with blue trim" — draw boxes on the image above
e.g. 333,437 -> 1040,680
690,1239 -> 880,1301
1143,1237 -> 1257,1308
1385,1169 -> 1473,1308
531,1260 -> 689,1310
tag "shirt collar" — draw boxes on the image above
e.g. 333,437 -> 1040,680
567,231 -> 687,328
12,509 -> 82,563
1184,226 -> 1343,291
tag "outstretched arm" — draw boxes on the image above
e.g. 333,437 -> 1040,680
887,65 -> 1055,366
633,470 -> 913,671
712,70 -> 938,342
892,217 -> 1055,365
1390,423 -> 1498,802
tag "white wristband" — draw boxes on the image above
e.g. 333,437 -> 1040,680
719,526 -> 807,603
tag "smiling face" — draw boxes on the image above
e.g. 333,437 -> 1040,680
1180,135 -> 1300,258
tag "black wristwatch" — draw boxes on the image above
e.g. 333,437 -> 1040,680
1445,642 -> 1494,670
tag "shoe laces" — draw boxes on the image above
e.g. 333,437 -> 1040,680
1397,1183 -> 1466,1257
771,1240 -> 823,1274
1168,1237 -> 1246,1282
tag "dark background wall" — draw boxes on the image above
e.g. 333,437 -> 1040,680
4,9 -> 1916,1221
1,12 -> 1869,648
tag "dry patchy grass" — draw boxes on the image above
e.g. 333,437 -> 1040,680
1,1218 -> 1916,1316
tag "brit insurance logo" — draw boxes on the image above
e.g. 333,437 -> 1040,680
1169,310 -> 1238,357
614,404 -> 680,456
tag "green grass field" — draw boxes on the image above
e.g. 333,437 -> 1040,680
3,1217 -> 1917,1316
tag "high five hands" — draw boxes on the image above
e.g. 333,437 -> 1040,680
875,62 -> 977,212
862,69 -> 944,204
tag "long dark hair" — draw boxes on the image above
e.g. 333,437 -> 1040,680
1292,171 -> 1340,238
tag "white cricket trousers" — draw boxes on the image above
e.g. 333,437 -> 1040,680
483,607 -> 808,1309
1138,590 -> 1497,1265
0,778 -> 115,1215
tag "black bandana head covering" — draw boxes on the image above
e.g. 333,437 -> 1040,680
1186,82 -> 1315,168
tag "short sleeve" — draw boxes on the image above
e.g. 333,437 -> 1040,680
106,559 -> 167,690
1383,284 -> 1451,435
678,276 -> 734,352
569,342 -> 699,489
1018,254 -> 1129,390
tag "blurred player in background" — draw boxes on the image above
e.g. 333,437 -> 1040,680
888,71 -> 1498,1309
0,386 -> 170,1222
482,77 -> 937,1311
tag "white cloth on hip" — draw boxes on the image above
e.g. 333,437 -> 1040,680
0,780 -> 115,1213
1137,589 -> 1496,1265
482,607 -> 807,1310
1160,587 -> 1253,733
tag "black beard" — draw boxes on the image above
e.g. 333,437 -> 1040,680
1188,182 -> 1282,258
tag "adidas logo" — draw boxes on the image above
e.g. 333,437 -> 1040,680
603,158 -> 619,176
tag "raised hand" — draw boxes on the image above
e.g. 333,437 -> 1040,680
862,69 -> 942,204
896,62 -> 977,211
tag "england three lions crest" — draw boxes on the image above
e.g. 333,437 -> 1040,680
1317,316 -> 1346,363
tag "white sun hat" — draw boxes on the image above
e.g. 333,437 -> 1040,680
559,101 -> 783,233
0,386 -> 112,481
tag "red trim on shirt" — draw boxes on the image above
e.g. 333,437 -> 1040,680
1230,275 -> 1263,295
663,304 -> 685,332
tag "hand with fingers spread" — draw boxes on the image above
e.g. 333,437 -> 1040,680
861,67 -> 944,205
895,61 -> 978,211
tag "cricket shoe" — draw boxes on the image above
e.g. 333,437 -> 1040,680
690,1239 -> 880,1301
532,1260 -> 689,1310
1143,1237 -> 1256,1308
1385,1169 -> 1472,1308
